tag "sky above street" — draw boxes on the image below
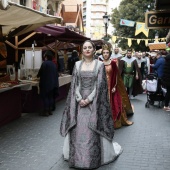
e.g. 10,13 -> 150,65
109,0 -> 121,9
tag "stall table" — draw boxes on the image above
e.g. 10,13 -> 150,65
21,75 -> 72,113
0,83 -> 31,127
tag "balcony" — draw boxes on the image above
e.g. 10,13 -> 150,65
91,13 -> 104,19
91,8 -> 106,12
50,0 -> 64,2
91,0 -> 107,5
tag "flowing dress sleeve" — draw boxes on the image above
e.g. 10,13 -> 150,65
60,65 -> 78,137
88,63 -> 114,141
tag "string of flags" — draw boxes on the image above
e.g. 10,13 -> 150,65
120,19 -> 149,37
84,18 -> 166,47
111,35 -> 166,47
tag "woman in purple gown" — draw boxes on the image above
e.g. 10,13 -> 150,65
60,40 -> 122,169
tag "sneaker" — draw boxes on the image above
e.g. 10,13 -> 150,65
163,107 -> 170,111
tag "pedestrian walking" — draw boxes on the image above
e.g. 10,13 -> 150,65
162,53 -> 170,111
67,50 -> 79,75
136,52 -> 146,80
60,40 -> 122,169
37,50 -> 59,116
102,44 -> 133,129
150,51 -> 165,93
150,51 -> 165,79
119,49 -> 143,99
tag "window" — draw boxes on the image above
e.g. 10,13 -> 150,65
20,0 -> 26,6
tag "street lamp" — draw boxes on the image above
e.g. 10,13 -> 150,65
103,12 -> 110,41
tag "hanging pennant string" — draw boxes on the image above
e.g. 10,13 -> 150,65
111,36 -> 166,47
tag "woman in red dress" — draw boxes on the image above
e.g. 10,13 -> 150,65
102,44 -> 133,128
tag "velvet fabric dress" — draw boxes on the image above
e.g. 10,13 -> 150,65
60,60 -> 123,169
105,60 -> 133,129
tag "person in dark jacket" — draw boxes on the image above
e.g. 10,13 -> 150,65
37,50 -> 59,116
150,51 -> 165,78
162,54 -> 170,111
150,51 -> 165,93
67,50 -> 79,75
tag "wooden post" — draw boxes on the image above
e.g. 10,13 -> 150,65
15,36 -> 18,80
55,39 -> 58,62
0,25 -> 8,77
15,36 -> 18,62
0,26 -> 3,41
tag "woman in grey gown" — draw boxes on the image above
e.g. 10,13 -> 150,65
60,40 -> 123,169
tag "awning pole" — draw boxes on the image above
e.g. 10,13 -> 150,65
55,39 -> 58,62
15,36 -> 18,80
15,36 -> 18,62
0,26 -> 3,41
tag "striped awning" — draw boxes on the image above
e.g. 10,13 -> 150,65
148,42 -> 166,50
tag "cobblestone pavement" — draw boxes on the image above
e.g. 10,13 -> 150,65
0,94 -> 170,170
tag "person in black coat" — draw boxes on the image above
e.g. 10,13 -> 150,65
37,50 -> 59,116
67,50 -> 79,75
162,53 -> 170,111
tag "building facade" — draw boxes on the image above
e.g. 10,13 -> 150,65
60,0 -> 84,34
9,0 -> 63,16
83,0 -> 108,39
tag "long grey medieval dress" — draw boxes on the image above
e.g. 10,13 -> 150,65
60,60 -> 123,169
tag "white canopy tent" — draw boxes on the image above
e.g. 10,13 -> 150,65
0,1 -> 62,37
0,0 -> 62,63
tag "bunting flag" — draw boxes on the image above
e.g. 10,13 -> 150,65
145,40 -> 148,46
94,31 -> 100,39
120,19 -> 135,27
127,38 -> 132,47
112,36 -> 117,43
39,5 -> 43,12
137,39 -> 140,44
111,35 -> 166,47
135,22 -> 149,37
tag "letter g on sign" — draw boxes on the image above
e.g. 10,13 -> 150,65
149,15 -> 157,25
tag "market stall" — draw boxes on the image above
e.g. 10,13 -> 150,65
0,75 -> 32,127
20,74 -> 72,113
148,42 -> 166,50
0,1 -> 62,127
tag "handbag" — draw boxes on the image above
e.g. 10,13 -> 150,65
142,80 -> 146,90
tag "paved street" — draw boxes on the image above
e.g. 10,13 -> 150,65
0,94 -> 170,170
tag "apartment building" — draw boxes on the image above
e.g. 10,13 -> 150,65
83,0 -> 108,39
